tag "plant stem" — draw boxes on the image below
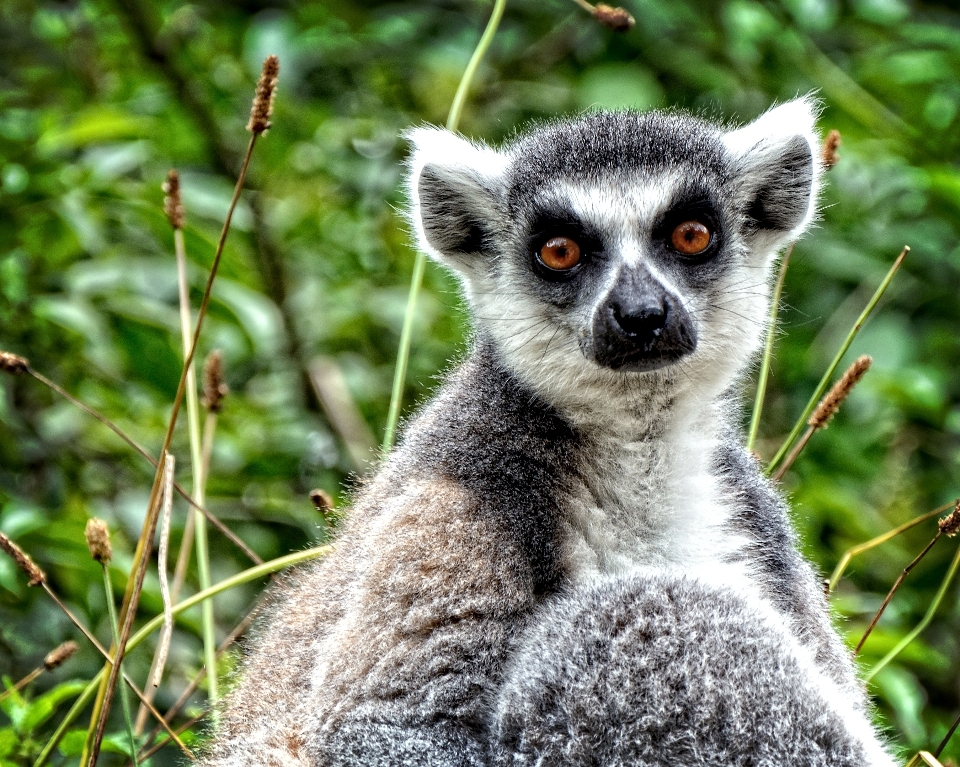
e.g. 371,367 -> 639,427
828,502 -> 949,591
770,423 -> 815,482
854,532 -> 941,655
866,539 -> 960,681
24,367 -> 260,564
34,544 -> 330,767
86,132 -> 259,767
174,225 -> 218,705
102,565 -> 139,765
382,0 -> 508,451
766,246 -> 908,476
747,245 -> 792,452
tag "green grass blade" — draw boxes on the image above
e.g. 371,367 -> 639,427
382,0 -> 509,452
747,245 -> 792,451
765,246 -> 908,475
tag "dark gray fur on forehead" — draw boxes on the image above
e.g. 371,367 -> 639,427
505,110 -> 730,208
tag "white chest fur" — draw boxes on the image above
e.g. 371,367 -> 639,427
559,397 -> 756,594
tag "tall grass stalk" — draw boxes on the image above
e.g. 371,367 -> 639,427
765,246 -> 908,476
747,245 -> 793,451
101,561 -> 139,765
382,0 -> 508,451
85,126 -> 262,767
34,544 -> 329,767
174,223 -> 219,705
866,540 -> 960,681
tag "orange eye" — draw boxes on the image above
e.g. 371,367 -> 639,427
539,236 -> 582,270
670,220 -> 712,256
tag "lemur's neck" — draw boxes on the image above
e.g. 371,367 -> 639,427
474,334 -> 748,577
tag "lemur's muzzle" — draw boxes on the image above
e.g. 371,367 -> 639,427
587,265 -> 697,372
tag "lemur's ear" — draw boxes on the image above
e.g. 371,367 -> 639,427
407,127 -> 508,278
722,98 -> 822,241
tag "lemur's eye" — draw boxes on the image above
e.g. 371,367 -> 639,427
539,237 -> 582,271
670,221 -> 712,256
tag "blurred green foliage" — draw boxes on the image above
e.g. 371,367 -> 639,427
2,0 -> 960,763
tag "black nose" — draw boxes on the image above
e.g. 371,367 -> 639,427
611,302 -> 667,339
586,264 -> 696,372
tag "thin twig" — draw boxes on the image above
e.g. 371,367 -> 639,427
771,424 -> 815,482
136,711 -> 207,763
854,531 -> 942,655
867,540 -> 960,681
934,708 -> 960,758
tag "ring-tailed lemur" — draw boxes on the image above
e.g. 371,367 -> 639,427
200,99 -> 897,766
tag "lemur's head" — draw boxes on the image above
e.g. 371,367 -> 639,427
408,99 -> 821,413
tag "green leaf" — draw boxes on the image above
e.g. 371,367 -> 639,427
20,681 -> 88,734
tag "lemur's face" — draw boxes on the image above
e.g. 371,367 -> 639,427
409,100 -> 820,406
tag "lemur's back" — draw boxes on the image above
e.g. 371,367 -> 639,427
200,102 -> 897,766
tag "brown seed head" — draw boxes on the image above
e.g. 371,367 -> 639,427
162,169 -> 185,229
202,350 -> 229,412
0,531 -> 45,586
822,129 -> 842,170
309,488 -> 334,514
0,350 -> 28,375
84,518 -> 113,564
808,355 -> 872,429
247,55 -> 280,134
939,501 -> 960,537
592,3 -> 635,31
44,640 -> 80,671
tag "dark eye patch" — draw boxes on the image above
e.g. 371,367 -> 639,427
526,209 -> 604,258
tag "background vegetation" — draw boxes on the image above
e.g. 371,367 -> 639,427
2,0 -> 960,763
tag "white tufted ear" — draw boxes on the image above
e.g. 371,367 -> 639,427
722,97 -> 822,242
406,127 -> 510,280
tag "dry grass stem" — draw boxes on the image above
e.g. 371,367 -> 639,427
84,519 -> 113,564
0,350 -> 28,375
855,530 -> 943,655
772,354 -> 873,481
19,363 -> 259,563
247,55 -> 279,134
0,530 -> 46,586
163,170 -> 184,229
0,641 -> 78,702
202,350 -> 228,412
44,640 -> 80,670
153,454 -> 177,688
822,129 -> 842,170
133,596 -> 267,763
808,355 -> 872,428
136,711 -> 206,764
829,501 -> 953,590
32,582 -> 192,757
87,59 -> 272,760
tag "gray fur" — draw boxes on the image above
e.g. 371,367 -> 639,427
199,102 -> 895,767
492,574 -> 871,766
